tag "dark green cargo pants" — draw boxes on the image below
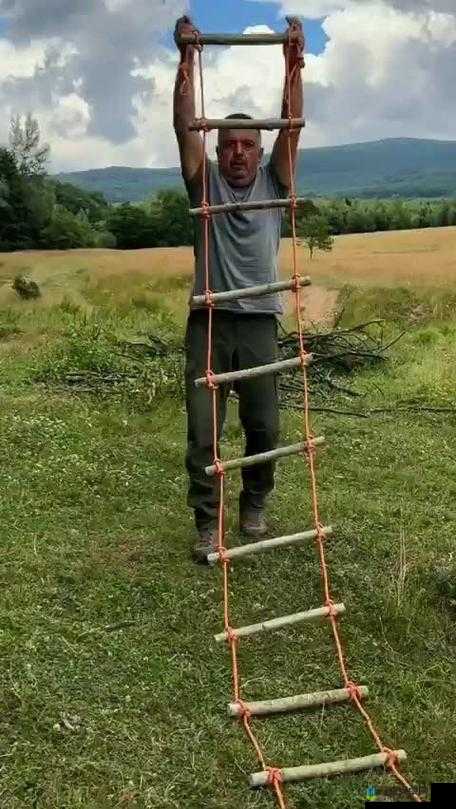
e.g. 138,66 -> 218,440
185,309 -> 280,530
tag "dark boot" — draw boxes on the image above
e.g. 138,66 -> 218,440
239,492 -> 268,539
192,526 -> 219,565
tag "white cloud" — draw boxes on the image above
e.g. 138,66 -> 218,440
0,37 -> 47,78
248,0 -> 456,19
1,2 -> 455,172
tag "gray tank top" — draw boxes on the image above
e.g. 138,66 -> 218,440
187,161 -> 287,315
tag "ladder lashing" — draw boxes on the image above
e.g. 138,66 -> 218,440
194,355 -> 312,388
191,277 -> 311,306
190,117 -> 306,132
249,750 -> 407,788
207,525 -> 333,564
214,603 -> 345,642
205,436 -> 325,476
190,197 -> 312,216
229,686 -> 369,718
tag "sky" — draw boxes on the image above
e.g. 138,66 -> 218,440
0,0 -> 455,173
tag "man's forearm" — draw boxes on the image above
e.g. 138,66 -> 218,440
280,67 -> 303,156
173,51 -> 195,133
281,68 -> 303,121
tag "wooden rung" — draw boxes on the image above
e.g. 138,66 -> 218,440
230,686 -> 368,719
250,750 -> 407,788
205,436 -> 325,477
194,355 -> 312,388
207,525 -> 333,564
190,197 -> 310,216
192,277 -> 311,306
214,603 -> 345,642
190,118 -> 306,132
177,31 -> 303,47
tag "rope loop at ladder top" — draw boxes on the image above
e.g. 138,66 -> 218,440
192,29 -> 203,52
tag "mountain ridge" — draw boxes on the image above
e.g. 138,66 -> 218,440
55,137 -> 456,202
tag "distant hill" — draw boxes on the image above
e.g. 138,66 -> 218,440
55,138 -> 456,202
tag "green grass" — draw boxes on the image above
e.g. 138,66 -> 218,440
1,274 -> 455,808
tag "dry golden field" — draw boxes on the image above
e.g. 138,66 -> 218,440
1,226 -> 455,324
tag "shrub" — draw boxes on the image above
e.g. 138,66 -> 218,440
12,273 -> 41,299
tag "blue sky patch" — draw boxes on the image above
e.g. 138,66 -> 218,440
0,16 -> 9,37
161,1 -> 328,55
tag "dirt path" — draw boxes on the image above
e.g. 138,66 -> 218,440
297,285 -> 340,328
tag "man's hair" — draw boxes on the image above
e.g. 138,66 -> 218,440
217,113 -> 261,147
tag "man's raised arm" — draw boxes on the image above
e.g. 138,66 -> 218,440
173,16 -> 205,194
270,17 -> 305,191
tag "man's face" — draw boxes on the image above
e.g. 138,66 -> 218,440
216,129 -> 263,188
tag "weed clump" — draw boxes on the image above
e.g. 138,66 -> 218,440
12,273 -> 41,300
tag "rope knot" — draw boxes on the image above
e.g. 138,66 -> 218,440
325,598 -> 338,618
213,458 -> 224,477
203,288 -> 214,307
201,202 -> 211,221
305,435 -> 317,459
290,194 -> 298,210
317,523 -> 328,542
226,626 -> 238,645
234,699 -> 251,720
383,747 -> 399,770
217,545 -> 230,564
291,274 -> 301,292
192,29 -> 203,52
345,680 -> 363,702
266,767 -> 284,787
205,370 -> 218,390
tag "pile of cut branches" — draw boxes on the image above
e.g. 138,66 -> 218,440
278,319 -> 401,408
278,322 -> 456,418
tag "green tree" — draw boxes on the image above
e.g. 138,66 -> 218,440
0,146 -> 36,251
299,215 -> 334,260
51,180 -> 110,224
9,113 -> 50,177
41,205 -> 95,249
322,201 -> 347,235
151,189 -> 194,247
283,199 -> 319,238
107,203 -> 157,249
389,199 -> 412,230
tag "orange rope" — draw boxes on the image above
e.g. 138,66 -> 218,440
284,26 -> 422,804
195,38 -> 289,809
194,25 -> 421,807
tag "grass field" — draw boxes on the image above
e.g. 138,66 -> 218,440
0,228 -> 456,808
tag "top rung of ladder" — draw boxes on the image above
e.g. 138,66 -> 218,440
177,31 -> 302,47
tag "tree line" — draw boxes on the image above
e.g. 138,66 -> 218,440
1,114 -> 456,253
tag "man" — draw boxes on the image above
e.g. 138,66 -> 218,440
173,15 -> 304,562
